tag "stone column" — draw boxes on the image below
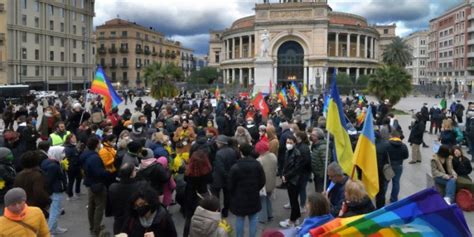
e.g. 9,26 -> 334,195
240,36 -> 243,58
239,68 -> 243,85
249,35 -> 253,58
232,68 -> 236,84
364,36 -> 368,59
335,33 -> 339,57
356,68 -> 360,80
308,67 -> 314,89
346,67 -> 350,75
364,68 -> 368,75
274,66 -> 278,83
356,34 -> 360,58
304,66 -> 308,85
232,38 -> 235,59
372,38 -> 375,59
346,33 -> 351,57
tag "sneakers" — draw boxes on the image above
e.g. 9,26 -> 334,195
51,227 -> 68,234
283,203 -> 291,209
444,197 -> 452,205
300,207 -> 307,214
279,219 -> 296,228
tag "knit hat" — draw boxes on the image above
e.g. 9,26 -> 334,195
4,188 -> 27,206
215,135 -> 228,145
255,141 -> 269,155
0,147 -> 12,160
141,148 -> 154,160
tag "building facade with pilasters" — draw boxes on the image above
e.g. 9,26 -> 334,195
208,0 -> 390,92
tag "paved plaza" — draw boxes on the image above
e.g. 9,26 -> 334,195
53,95 -> 474,236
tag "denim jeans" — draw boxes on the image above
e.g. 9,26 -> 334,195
389,164 -> 403,203
259,192 -> 273,222
299,173 -> 310,207
434,177 -> 456,201
48,192 -> 64,231
236,213 -> 258,237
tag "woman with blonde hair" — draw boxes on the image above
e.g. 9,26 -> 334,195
338,179 -> 375,217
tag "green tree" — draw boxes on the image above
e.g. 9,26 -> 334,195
355,75 -> 370,86
382,37 -> 413,67
189,67 -> 220,84
144,62 -> 180,98
335,73 -> 353,95
368,65 -> 412,105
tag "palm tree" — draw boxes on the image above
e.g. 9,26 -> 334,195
368,64 -> 412,105
144,62 -> 181,98
382,37 -> 413,67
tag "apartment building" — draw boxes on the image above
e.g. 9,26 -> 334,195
404,30 -> 429,85
0,0 -> 6,85
180,47 -> 194,78
95,18 -> 185,89
6,0 -> 95,91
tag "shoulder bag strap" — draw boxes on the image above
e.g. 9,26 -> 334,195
386,152 -> 391,165
8,219 -> 39,235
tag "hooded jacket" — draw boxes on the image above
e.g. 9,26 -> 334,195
136,158 -> 170,195
41,146 -> 67,194
80,149 -> 109,187
190,206 -> 229,237
382,138 -> 409,166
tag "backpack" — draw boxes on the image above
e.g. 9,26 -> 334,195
456,189 -> 474,212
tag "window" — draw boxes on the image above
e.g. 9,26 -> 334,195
60,23 -> 64,32
60,38 -> 64,47
123,72 -> 127,81
439,53 -> 442,58
48,5 -> 54,16
35,17 -> 39,27
111,58 -> 116,65
50,36 -> 54,46
73,53 -> 77,62
35,34 -> 39,44
50,67 -> 55,76
111,31 -> 116,37
34,1 -> 39,12
50,51 -> 54,60
22,15 -> 27,26
22,32 -> 27,43
82,27 -> 85,35
383,29 -> 388,34
122,31 -> 127,37
61,67 -> 65,76
60,8 -> 64,17
440,32 -> 443,37
50,20 -> 54,31
73,68 -> 77,76
111,72 -> 116,81
73,40 -> 76,48
73,25 -> 77,34
22,0 -> 27,9
22,48 -> 27,60
81,14 -> 85,22
60,52 -> 64,61
82,68 -> 85,76
420,49 -> 425,55
72,12 -> 76,21
82,41 -> 85,49
122,58 -> 127,64
80,0 -> 84,8
22,66 -> 27,76
35,66 -> 40,76
82,54 -> 85,63
100,58 -> 105,66
136,32 -> 141,38
35,49 -> 39,60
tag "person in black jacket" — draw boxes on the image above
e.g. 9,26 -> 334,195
136,148 -> 170,196
0,147 -> 15,214
182,149 -> 213,237
120,186 -> 177,237
228,143 -> 265,237
338,179 -> 375,218
64,134 -> 82,200
211,135 -> 238,218
375,130 -> 409,208
408,113 -> 424,164
293,131 -> 311,212
107,163 -> 148,235
280,135 -> 306,228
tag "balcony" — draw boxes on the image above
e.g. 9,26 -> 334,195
121,63 -> 129,68
144,49 -> 151,56
98,47 -> 106,54
468,65 -> 474,71
152,51 -> 158,56
468,26 -> 474,33
136,64 -> 142,69
136,48 -> 143,54
468,52 -> 474,58
110,63 -> 118,69
469,14 -> 474,21
108,47 -> 118,54
159,52 -> 164,57
120,48 -> 128,54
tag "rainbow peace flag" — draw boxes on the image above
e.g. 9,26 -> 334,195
310,188 -> 472,236
290,82 -> 300,96
352,107 -> 378,198
90,66 -> 123,113
278,88 -> 288,107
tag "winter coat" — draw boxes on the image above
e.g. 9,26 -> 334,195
107,179 -> 148,234
173,126 -> 197,154
268,137 -> 279,158
0,150 -> 15,203
190,206 -> 229,237
212,146 -> 238,189
282,147 -> 306,186
381,138 -> 409,166
234,129 -> 252,146
0,206 -> 50,237
300,106 -> 312,121
183,173 -> 213,216
296,142 -> 312,175
431,155 -> 456,178
440,130 -> 457,147
311,140 -> 330,179
122,152 -> 140,167
40,158 -> 66,194
17,124 -> 39,152
341,196 -> 375,217
121,205 -> 177,237
328,176 -> 349,217
136,159 -> 170,195
156,158 -> 176,206
150,142 -> 169,158
99,144 -> 117,174
228,157 -> 266,216
66,110 -> 90,133
452,155 -> 472,177
257,152 -> 278,193
14,168 -> 51,211
80,150 -> 109,187
64,144 -> 81,172
408,121 -> 424,145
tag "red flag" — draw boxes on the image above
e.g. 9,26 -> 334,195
253,92 -> 269,118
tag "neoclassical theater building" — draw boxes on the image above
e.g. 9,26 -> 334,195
208,0 -> 396,92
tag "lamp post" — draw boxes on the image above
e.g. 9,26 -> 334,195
322,64 -> 328,92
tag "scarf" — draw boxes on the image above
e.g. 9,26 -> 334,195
389,137 -> 402,142
4,204 -> 29,221
138,211 -> 157,228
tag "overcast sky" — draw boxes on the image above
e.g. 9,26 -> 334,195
94,0 -> 463,55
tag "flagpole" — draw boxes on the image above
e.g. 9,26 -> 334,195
323,131 -> 330,191
79,90 -> 89,125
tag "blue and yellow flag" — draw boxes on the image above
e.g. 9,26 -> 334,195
326,79 -> 354,176
352,107 -> 378,198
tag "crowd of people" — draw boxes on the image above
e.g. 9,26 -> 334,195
0,90 -> 472,237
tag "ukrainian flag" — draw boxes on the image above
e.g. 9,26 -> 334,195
326,80 -> 354,176
352,107 -> 378,198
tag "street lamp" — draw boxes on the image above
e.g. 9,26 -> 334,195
322,64 -> 328,92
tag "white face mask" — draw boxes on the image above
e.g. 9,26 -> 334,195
286,144 -> 294,150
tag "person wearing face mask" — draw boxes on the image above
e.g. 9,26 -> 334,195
99,135 -> 118,187
115,130 -> 131,169
246,117 -> 259,144
64,134 -> 82,201
120,186 -> 177,237
16,116 -> 40,152
279,135 -> 306,228
149,132 -> 170,159
66,103 -> 90,134
258,125 -> 268,143
130,122 -> 147,147
41,146 -> 68,234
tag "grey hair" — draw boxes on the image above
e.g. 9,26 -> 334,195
328,162 -> 344,176
313,128 -> 325,140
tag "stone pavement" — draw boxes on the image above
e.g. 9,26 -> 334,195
55,95 -> 473,236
